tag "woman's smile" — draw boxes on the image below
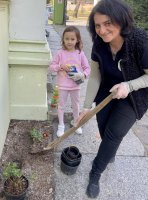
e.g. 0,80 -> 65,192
94,13 -> 122,44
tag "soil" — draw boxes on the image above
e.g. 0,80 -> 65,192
0,120 -> 55,200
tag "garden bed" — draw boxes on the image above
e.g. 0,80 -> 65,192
0,120 -> 54,200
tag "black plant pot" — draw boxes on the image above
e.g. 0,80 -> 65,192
60,146 -> 82,175
4,176 -> 29,200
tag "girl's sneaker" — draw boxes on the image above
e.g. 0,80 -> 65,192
57,125 -> 65,137
71,120 -> 83,135
75,127 -> 82,134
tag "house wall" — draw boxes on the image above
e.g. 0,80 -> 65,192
0,1 -> 9,157
8,0 -> 51,120
0,0 -> 52,156
9,0 -> 46,41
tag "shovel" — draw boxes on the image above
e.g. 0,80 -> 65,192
44,94 -> 113,151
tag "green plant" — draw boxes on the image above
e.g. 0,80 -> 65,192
2,162 -> 28,196
30,128 -> 43,141
51,86 -> 59,107
125,0 -> 148,30
29,172 -> 38,181
3,162 -> 22,179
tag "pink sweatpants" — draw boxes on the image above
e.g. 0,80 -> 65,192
58,89 -> 80,125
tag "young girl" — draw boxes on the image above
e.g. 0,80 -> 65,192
49,26 -> 90,137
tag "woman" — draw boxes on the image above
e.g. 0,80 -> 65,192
77,0 -> 148,198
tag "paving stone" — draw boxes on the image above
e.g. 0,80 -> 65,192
54,118 -> 144,156
54,154 -> 148,200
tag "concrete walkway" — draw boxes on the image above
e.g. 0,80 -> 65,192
46,23 -> 148,200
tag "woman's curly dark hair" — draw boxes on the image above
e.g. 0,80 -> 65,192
87,0 -> 135,41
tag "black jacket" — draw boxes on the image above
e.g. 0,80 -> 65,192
120,28 -> 148,119
93,28 -> 148,120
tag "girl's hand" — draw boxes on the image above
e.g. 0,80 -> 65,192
68,72 -> 85,82
60,64 -> 70,72
109,82 -> 130,99
75,109 -> 91,126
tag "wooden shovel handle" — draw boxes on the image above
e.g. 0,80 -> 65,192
44,94 -> 113,151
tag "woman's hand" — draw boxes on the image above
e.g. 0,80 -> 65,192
110,82 -> 130,99
75,109 -> 91,126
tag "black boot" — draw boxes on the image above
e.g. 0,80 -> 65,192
86,171 -> 100,198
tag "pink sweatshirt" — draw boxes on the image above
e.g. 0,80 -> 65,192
49,49 -> 90,90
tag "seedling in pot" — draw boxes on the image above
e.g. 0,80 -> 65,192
50,86 -> 59,108
2,162 -> 29,199
3,162 -> 22,179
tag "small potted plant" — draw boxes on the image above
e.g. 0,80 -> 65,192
50,86 -> 59,108
2,162 -> 29,200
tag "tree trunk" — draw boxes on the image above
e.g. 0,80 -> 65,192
73,0 -> 81,18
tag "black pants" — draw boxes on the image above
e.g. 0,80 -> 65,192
92,98 -> 136,175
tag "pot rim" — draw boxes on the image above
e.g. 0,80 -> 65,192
62,146 -> 80,160
4,175 -> 29,197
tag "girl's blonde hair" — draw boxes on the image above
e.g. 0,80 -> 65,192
62,26 -> 83,52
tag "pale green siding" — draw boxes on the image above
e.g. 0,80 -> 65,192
0,0 -> 52,157
9,40 -> 51,120
0,1 -> 10,157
